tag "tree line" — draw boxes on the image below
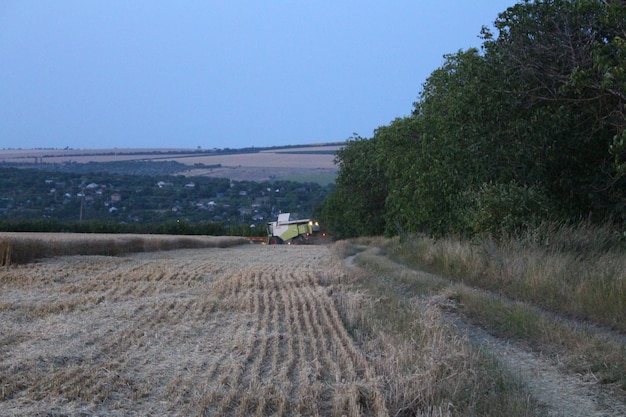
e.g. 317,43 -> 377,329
319,0 -> 626,239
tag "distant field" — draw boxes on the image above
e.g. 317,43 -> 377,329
0,145 -> 341,168
160,151 -> 337,169
0,144 -> 341,183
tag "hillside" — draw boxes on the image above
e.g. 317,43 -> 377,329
0,143 -> 342,183
0,144 -> 342,227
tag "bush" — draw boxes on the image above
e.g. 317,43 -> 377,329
461,182 -> 555,237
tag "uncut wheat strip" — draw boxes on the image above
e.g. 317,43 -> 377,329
0,232 -> 248,265
280,267 -> 326,417
233,271 -> 285,417
193,290 -> 256,414
281,271 -> 312,402
232,272 -> 274,416
248,270 -> 291,417
306,283 -> 389,416
215,272 -> 269,415
289,275 -> 339,414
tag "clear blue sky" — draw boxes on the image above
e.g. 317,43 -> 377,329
0,1 -> 514,150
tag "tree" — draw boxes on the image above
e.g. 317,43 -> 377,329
482,0 -> 626,221
372,116 -> 422,235
319,137 -> 386,238
325,0 -> 626,239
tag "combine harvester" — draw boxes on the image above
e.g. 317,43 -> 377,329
266,213 -> 325,244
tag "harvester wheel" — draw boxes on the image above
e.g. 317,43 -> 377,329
268,236 -> 283,245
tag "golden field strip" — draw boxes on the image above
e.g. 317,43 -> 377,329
0,146 -> 341,169
0,233 -> 248,266
0,243 -> 388,416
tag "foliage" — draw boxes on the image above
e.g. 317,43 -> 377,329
319,136 -> 386,238
461,181 -> 554,236
325,0 -> 626,239
481,0 -> 626,221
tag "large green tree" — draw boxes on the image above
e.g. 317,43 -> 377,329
411,48 -> 516,235
482,0 -> 626,220
408,0 -> 626,234
325,0 -> 626,238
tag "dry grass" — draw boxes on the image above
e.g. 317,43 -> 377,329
391,228 -> 626,333
0,244 -> 389,416
446,284 -> 626,389
330,243 -> 540,416
378,232 -> 626,392
0,232 -> 248,266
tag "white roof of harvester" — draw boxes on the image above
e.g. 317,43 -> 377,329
270,213 -> 312,225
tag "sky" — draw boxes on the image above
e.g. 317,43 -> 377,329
0,1 -> 515,150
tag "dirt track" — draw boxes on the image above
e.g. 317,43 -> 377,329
0,245 -> 386,416
349,247 -> 626,417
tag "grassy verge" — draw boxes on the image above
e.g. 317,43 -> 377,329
448,285 -> 626,388
0,232 -> 249,265
330,241 -> 541,416
357,233 -> 626,392
388,222 -> 626,333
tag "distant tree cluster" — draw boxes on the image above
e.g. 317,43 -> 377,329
320,0 -> 626,239
0,167 -> 331,233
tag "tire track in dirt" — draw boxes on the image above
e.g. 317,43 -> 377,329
448,312 -> 626,417
347,247 -> 626,417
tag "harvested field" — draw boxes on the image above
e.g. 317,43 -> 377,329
0,146 -> 340,182
0,146 -> 340,168
0,244 -> 387,416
